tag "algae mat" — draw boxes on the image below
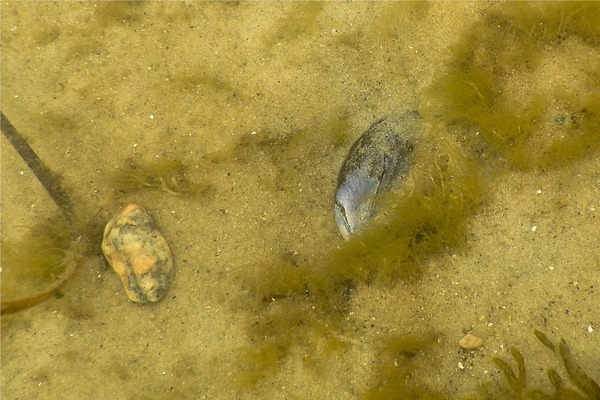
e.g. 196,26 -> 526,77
2,2 -> 599,399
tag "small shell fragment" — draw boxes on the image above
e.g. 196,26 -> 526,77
459,333 -> 484,350
102,203 -> 174,303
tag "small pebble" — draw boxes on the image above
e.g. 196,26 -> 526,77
459,333 -> 484,350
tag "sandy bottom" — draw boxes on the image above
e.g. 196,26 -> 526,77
2,2 -> 599,399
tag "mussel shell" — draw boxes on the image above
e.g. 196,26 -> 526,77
334,110 -> 420,239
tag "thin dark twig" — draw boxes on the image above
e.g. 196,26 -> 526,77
1,111 -> 75,222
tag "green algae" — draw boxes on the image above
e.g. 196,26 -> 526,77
233,2 -> 600,396
424,2 -> 600,171
110,159 -> 214,198
266,2 -> 323,45
4,1 -> 597,397
362,332 -> 449,400
475,331 -> 600,400
1,216 -> 85,315
233,132 -> 485,391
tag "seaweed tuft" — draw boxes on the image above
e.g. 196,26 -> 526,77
478,330 -> 599,400
110,159 -> 214,198
424,2 -> 600,171
361,332 -> 449,400
1,216 -> 85,315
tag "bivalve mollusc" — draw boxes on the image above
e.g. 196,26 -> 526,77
102,203 -> 174,303
334,110 -> 420,239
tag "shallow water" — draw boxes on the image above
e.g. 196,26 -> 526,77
2,2 -> 599,399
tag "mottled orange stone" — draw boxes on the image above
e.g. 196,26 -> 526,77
102,203 -> 174,303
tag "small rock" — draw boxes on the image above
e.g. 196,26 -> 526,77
102,203 -> 174,303
459,333 -> 484,350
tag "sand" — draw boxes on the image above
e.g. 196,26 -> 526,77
2,2 -> 598,399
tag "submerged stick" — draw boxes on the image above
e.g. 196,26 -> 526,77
1,112 -> 80,314
1,111 -> 74,222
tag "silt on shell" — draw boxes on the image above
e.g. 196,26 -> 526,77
102,203 -> 174,303
334,110 -> 420,239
